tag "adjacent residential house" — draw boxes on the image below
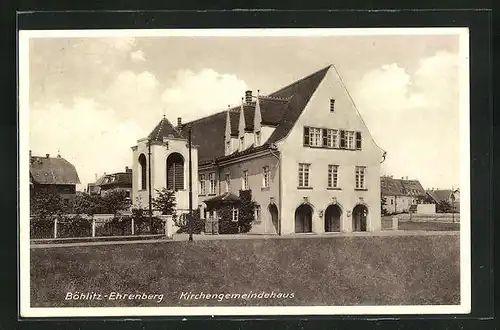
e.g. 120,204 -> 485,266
380,176 -> 427,214
87,167 -> 132,198
426,188 -> 460,213
131,65 -> 386,235
29,151 -> 81,205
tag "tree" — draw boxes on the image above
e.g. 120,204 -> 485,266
238,190 -> 256,233
30,187 -> 66,220
436,200 -> 453,213
101,190 -> 131,215
152,188 -> 177,215
381,193 -> 388,216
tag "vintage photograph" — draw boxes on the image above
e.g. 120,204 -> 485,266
19,28 -> 470,317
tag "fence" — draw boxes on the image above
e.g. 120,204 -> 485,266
30,214 -> 174,240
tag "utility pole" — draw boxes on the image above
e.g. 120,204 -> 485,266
188,125 -> 193,241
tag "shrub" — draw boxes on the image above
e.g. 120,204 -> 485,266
175,209 -> 205,234
58,215 -> 92,238
238,190 -> 255,233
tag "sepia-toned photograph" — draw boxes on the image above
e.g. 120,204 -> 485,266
19,28 -> 470,317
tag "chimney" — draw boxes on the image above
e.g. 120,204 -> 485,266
29,150 -> 32,158
406,176 -> 408,180
245,90 -> 252,104
125,166 -> 129,172
401,177 -> 404,180
45,153 -> 50,158
177,117 -> 182,130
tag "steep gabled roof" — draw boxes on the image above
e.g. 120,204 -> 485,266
147,65 -> 332,164
100,172 -> 132,188
381,176 -> 426,197
426,189 -> 455,203
148,116 -> 184,142
30,156 -> 81,185
266,65 -> 331,143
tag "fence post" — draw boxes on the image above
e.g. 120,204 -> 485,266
53,218 -> 58,238
131,218 -> 135,235
92,218 -> 96,237
392,216 -> 398,231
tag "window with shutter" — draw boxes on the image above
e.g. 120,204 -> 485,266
303,127 -> 310,146
340,130 -> 346,148
356,131 -> 362,149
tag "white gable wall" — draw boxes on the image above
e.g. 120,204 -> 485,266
277,66 -> 384,234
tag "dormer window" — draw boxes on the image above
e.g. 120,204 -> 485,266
330,99 -> 335,112
225,140 -> 231,154
240,136 -> 245,150
255,131 -> 261,146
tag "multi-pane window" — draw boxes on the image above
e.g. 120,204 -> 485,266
304,126 -> 361,150
355,166 -> 366,189
262,166 -> 270,188
330,99 -> 336,112
254,205 -> 261,222
208,173 -> 216,194
326,129 -> 339,148
346,131 -> 355,149
225,173 -> 231,192
309,128 -> 322,147
199,174 -> 206,195
255,131 -> 261,146
298,163 -> 311,188
242,170 -> 249,190
232,207 -> 239,222
328,165 -> 339,188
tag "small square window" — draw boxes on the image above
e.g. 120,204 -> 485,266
330,99 -> 335,112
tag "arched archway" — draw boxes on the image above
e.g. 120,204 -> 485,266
138,153 -> 147,190
295,204 -> 312,233
166,153 -> 184,191
325,204 -> 342,232
352,204 -> 368,232
268,203 -> 279,233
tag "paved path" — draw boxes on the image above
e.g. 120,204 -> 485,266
30,230 -> 459,249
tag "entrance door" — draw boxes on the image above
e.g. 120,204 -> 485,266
325,204 -> 341,232
352,204 -> 368,232
268,204 -> 279,234
295,204 -> 312,233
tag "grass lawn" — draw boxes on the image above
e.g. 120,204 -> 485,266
31,234 -> 460,308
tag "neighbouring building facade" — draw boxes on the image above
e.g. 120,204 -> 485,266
87,167 -> 132,198
29,151 -> 81,205
426,188 -> 460,213
381,176 -> 427,214
131,65 -> 386,235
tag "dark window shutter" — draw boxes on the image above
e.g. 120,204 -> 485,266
175,163 -> 184,190
340,130 -> 346,148
322,129 -> 327,147
303,127 -> 310,145
356,131 -> 362,149
167,163 -> 174,190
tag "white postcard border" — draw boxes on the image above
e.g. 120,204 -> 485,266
19,27 -> 471,318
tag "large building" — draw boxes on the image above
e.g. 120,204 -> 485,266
380,176 -> 427,214
87,167 -> 132,198
29,151 -> 81,205
131,65 -> 386,235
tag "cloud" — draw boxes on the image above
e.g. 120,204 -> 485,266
30,98 -> 144,189
353,51 -> 460,189
161,68 -> 248,121
130,49 -> 146,62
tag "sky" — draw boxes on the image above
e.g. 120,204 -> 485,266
27,31 -> 464,190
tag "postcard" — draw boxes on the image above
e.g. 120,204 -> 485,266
19,27 -> 470,317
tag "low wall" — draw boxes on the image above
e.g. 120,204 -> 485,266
398,213 -> 460,223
